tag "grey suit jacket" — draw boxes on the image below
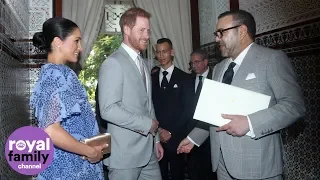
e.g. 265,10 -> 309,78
98,46 -> 159,169
189,43 -> 305,179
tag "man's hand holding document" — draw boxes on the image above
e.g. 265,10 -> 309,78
193,79 -> 271,136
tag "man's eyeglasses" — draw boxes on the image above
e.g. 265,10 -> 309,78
214,25 -> 241,38
189,60 -> 203,66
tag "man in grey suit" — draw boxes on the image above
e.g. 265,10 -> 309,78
98,7 -> 163,180
177,10 -> 305,180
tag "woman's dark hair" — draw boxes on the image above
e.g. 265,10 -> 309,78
33,17 -> 79,53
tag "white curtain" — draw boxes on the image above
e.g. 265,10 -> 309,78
134,0 -> 193,72
62,0 -> 106,68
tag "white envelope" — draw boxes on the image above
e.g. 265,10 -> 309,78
193,79 -> 271,127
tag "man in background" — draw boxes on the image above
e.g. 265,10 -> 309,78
184,49 -> 217,180
152,38 -> 190,180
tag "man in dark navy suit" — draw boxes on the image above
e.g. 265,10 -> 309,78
152,38 -> 191,180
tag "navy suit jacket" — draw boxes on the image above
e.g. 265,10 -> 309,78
152,67 -> 191,150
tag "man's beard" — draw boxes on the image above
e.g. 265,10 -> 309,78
129,37 -> 147,51
218,41 -> 237,58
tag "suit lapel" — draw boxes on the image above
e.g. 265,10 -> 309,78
207,67 -> 213,80
154,71 -> 160,88
118,47 -> 152,111
232,43 -> 261,87
118,46 -> 147,92
213,60 -> 228,81
168,67 -> 178,88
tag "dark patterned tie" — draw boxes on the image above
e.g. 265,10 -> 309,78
222,62 -> 236,85
195,76 -> 203,98
161,71 -> 169,89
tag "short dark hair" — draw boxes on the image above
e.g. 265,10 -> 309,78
32,17 -> 78,53
218,10 -> 256,39
190,49 -> 208,60
157,38 -> 173,49
119,7 -> 151,34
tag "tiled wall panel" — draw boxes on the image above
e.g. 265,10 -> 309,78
199,0 -> 229,45
28,0 -> 53,130
29,0 -> 52,39
239,0 -> 320,34
0,50 -> 30,179
0,0 -> 30,179
254,21 -> 320,179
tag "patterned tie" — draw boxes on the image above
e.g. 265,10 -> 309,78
161,71 -> 169,89
195,75 -> 203,98
222,62 -> 236,85
138,55 -> 146,88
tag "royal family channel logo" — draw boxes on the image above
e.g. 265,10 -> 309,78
5,126 -> 54,175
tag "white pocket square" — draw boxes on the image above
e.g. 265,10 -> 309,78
245,73 -> 256,80
173,84 -> 178,88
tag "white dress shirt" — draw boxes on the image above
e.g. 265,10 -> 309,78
220,43 -> 255,138
121,43 -> 149,92
159,64 -> 174,85
219,43 -> 253,82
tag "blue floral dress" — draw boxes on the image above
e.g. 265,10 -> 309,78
30,63 -> 103,180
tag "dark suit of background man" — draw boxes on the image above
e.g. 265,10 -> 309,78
178,10 -> 305,180
95,84 -> 109,180
182,49 -> 217,180
95,84 -> 108,133
152,38 -> 190,180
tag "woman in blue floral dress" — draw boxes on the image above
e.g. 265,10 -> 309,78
30,17 -> 104,180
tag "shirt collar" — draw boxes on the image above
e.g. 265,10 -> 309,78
232,42 -> 254,66
197,67 -> 209,78
121,43 -> 139,60
160,64 -> 174,74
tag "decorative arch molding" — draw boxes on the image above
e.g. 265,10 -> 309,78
255,19 -> 320,56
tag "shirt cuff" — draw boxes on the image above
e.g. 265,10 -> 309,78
247,115 -> 256,138
187,136 -> 200,147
